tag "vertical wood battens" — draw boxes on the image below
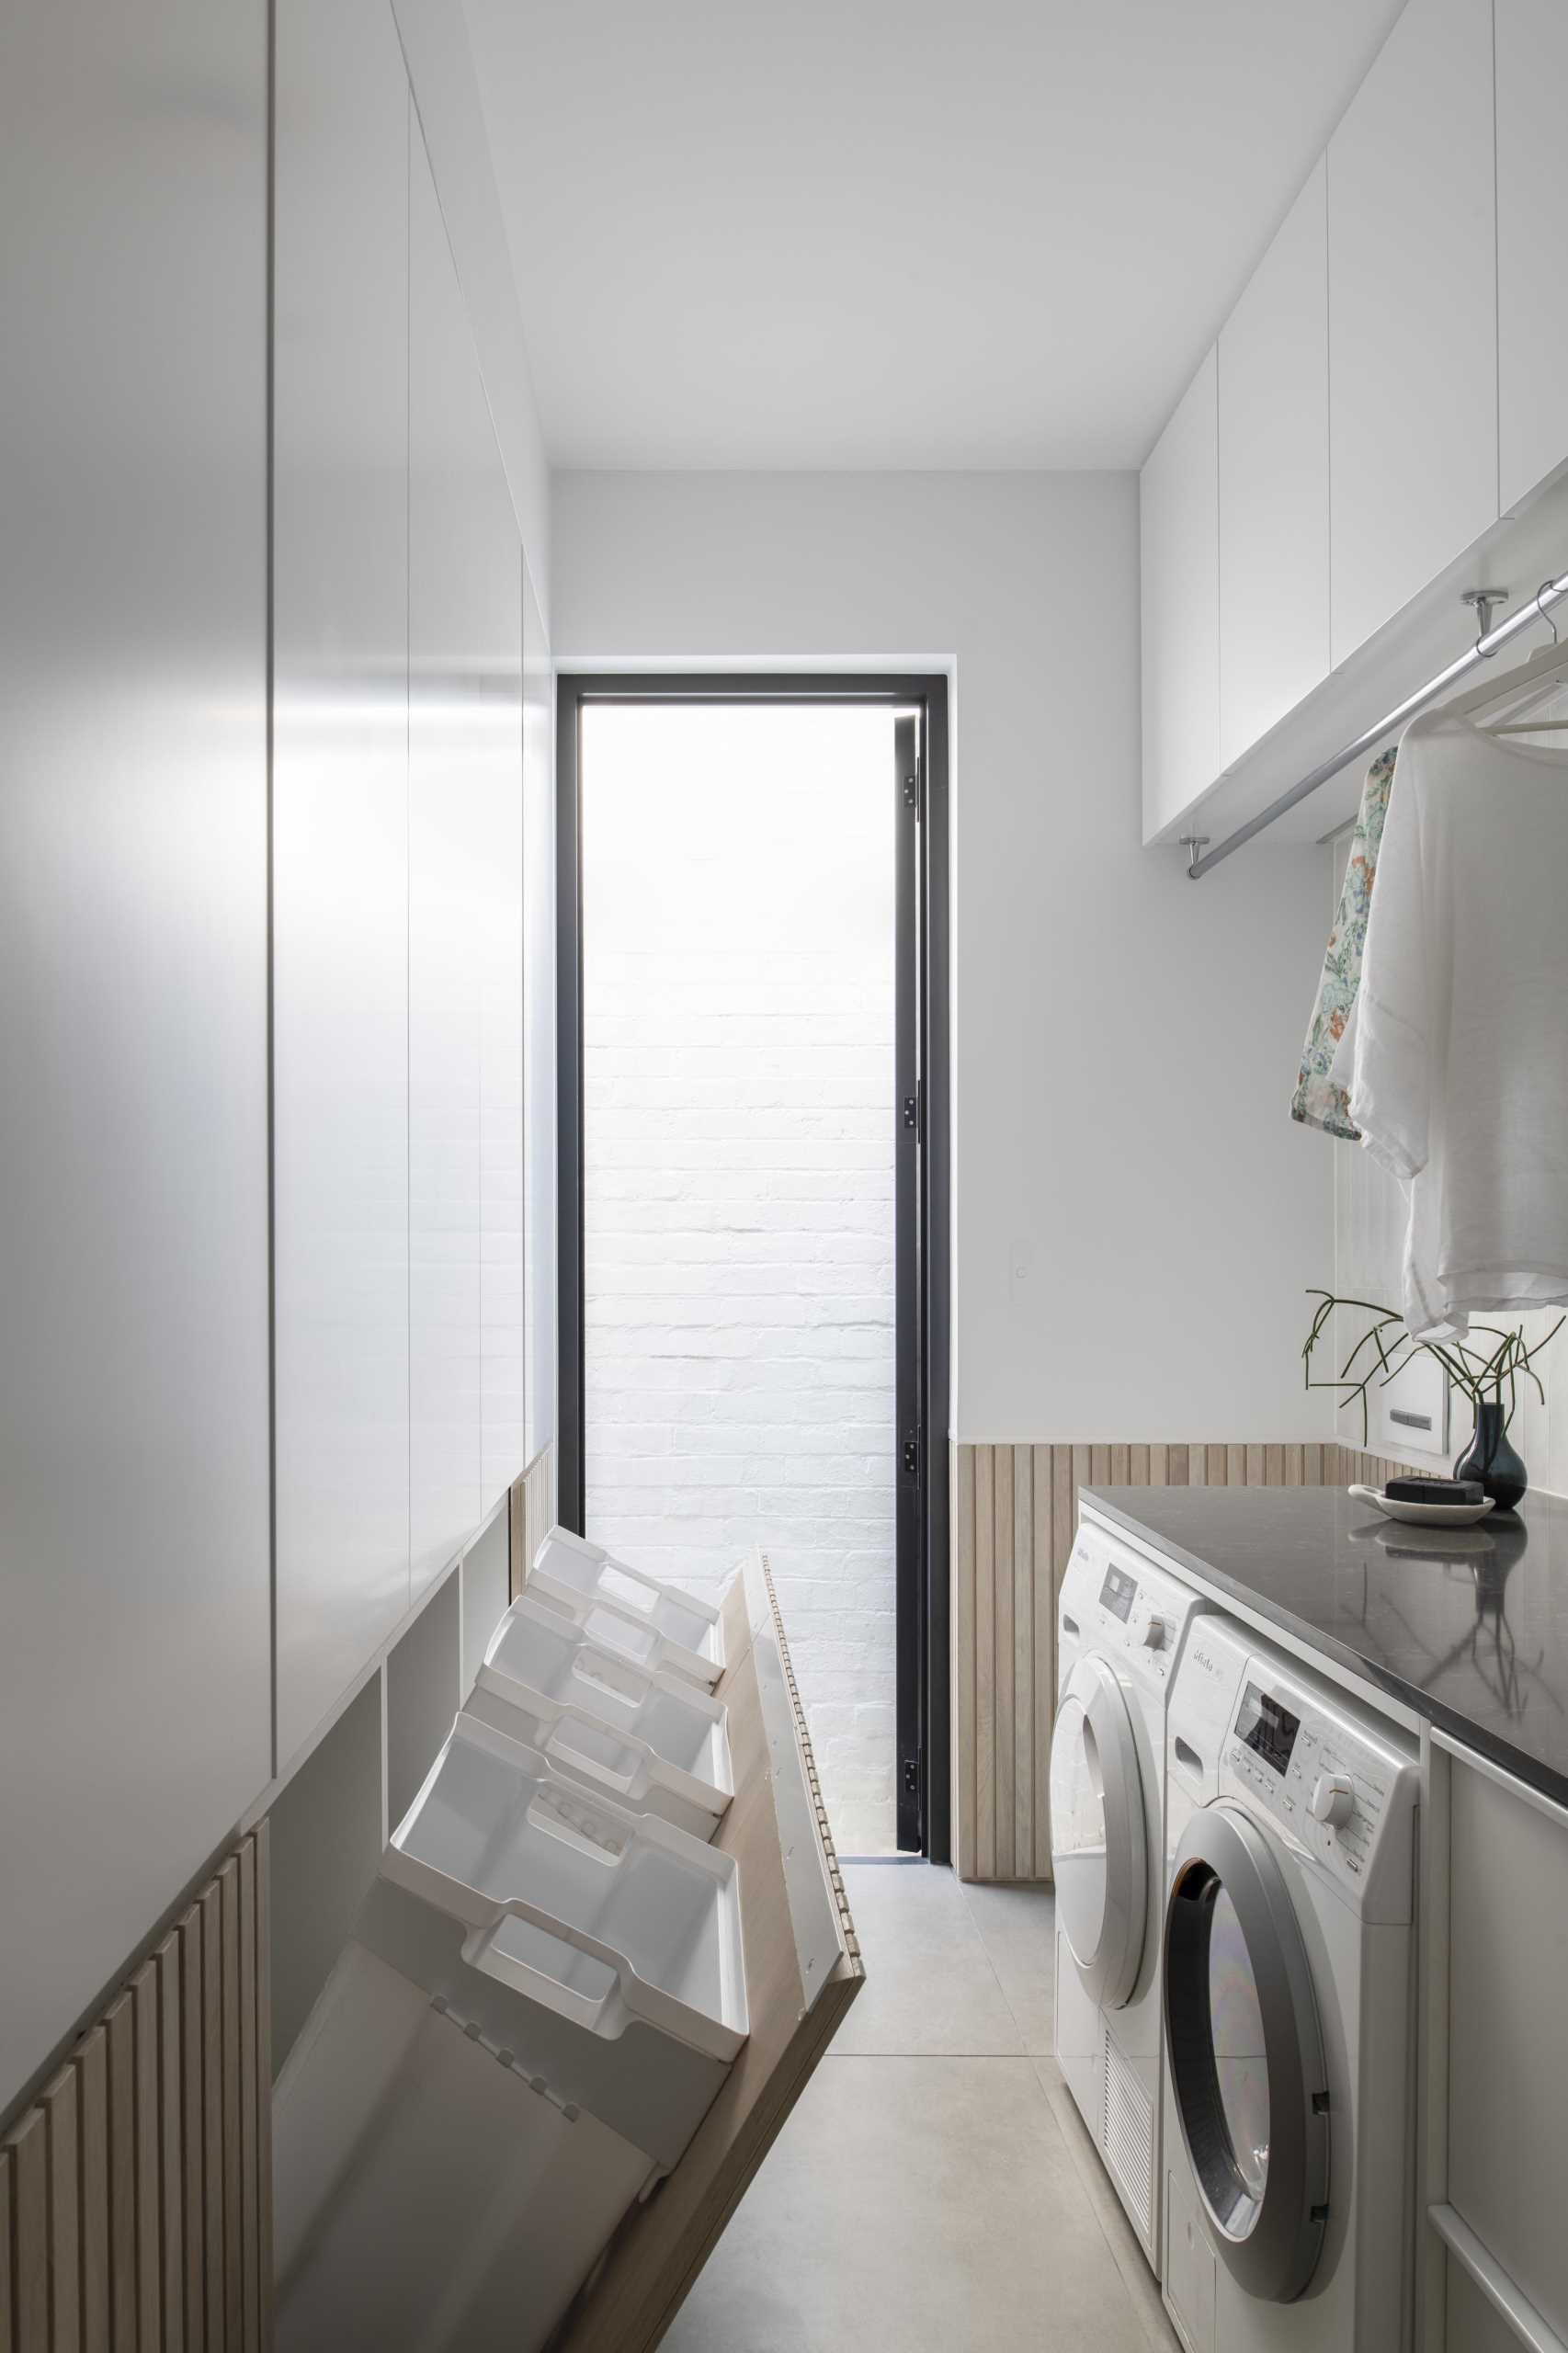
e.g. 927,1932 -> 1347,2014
11,2110 -> 47,2353
1011,1446 -> 1033,1875
973,1446 -> 995,1881
43,2068 -> 79,2353
131,1963 -> 159,2353
1,1832 -> 267,2352
76,2031 -> 108,2353
993,1444 -> 1015,1881
1030,1445 -> 1052,1879
0,2144 -> 13,2353
156,1933 -> 183,2353
253,1819 -> 272,2353
236,1846 -> 258,2353
104,1993 -> 135,2353
954,1438 -> 1345,1880
953,1444 -> 977,1880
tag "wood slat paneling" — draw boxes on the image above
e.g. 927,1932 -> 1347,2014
105,1993 -> 134,2353
0,1832 -> 267,2351
952,1439 -> 1343,1881
510,1438 -> 559,1600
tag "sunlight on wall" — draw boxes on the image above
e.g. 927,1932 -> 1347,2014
581,702 -> 898,1851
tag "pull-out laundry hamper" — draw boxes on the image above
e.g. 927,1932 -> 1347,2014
464,1588 -> 733,1840
528,1526 -> 726,1688
274,1717 -> 747,2353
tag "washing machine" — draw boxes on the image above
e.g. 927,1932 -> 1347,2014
1050,1518 -> 1212,2270
1159,1615 -> 1419,2353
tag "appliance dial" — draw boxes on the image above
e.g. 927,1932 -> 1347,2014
1141,1619 -> 1165,1650
1309,1772 -> 1355,1828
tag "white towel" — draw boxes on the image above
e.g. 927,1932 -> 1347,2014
1350,709 -> 1568,1340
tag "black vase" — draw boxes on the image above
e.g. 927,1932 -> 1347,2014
1455,1398 -> 1528,1512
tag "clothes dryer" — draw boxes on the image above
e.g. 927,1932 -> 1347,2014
1051,1518 -> 1212,2269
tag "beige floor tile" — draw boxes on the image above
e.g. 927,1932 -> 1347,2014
830,1864 -> 1022,2056
958,1877 -> 1056,2055
1032,2056 -> 1180,2353
664,2055 -> 1157,2353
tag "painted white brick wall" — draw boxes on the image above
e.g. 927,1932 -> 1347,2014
582,705 -> 898,1851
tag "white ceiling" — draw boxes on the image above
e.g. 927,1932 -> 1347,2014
464,0 -> 1404,472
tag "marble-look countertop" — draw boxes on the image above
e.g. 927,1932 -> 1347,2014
1082,1482 -> 1568,1809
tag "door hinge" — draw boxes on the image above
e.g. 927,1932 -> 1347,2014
901,1081 -> 922,1141
902,1754 -> 920,1798
902,1429 -> 922,1478
903,769 -> 922,819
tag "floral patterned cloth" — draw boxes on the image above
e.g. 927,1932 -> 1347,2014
1290,745 -> 1397,1139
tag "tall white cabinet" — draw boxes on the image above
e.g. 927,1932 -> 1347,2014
0,0 -> 272,2119
275,0 -> 529,1766
273,0 -> 415,1766
1326,0 -> 1497,665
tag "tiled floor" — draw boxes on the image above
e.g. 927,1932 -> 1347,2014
665,1863 -> 1178,2353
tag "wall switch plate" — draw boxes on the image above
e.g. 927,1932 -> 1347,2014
1369,1349 -> 1449,1461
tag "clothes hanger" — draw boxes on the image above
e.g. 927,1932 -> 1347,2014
1441,585 -> 1568,731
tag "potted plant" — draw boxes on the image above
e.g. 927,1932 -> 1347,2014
1301,1290 -> 1562,1511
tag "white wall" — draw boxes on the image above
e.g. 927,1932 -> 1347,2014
553,470 -> 1335,1442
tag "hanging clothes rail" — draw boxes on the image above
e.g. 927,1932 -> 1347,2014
1182,567 -> 1568,879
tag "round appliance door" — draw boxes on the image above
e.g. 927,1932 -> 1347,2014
1048,1654 -> 1146,2008
1163,1802 -> 1330,2303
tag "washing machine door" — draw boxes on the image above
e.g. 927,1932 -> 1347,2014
1049,1654 -> 1146,2008
1163,1802 -> 1330,2303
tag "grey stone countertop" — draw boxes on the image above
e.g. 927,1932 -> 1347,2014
1083,1481 -> 1568,1808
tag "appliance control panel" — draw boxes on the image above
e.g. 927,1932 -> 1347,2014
1058,1529 -> 1207,1694
1221,1663 -> 1417,1921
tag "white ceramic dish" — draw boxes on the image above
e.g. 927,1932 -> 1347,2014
1347,1483 -> 1495,1527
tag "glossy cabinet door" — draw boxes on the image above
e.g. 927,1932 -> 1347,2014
523,568 -> 558,1464
1327,0 -> 1496,665
1495,0 -> 1568,517
1141,347 -> 1220,842
408,118 -> 525,1587
0,0 -> 270,2113
273,0 -> 412,1764
1218,160 -> 1330,769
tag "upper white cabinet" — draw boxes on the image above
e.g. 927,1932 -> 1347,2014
1141,347 -> 1219,843
1218,160 -> 1331,768
1495,0 -> 1568,517
1326,0 -> 1497,665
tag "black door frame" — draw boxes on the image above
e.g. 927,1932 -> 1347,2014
555,673 -> 951,1861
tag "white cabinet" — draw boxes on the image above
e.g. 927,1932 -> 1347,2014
1327,0 -> 1497,666
1218,161 -> 1330,769
1141,347 -> 1219,843
1495,0 -> 1568,517
1438,1746 -> 1568,2349
0,0 -> 271,2118
408,118 -> 526,1594
273,0 -> 413,1764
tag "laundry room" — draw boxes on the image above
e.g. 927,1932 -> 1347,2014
5,1 -> 1568,2349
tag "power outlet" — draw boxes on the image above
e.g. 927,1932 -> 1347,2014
1369,1348 -> 1449,1461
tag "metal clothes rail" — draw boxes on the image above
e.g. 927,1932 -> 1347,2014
1182,568 -> 1568,880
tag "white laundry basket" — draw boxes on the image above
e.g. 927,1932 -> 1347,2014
275,1717 -> 750,2353
275,1941 -> 653,2353
464,1589 -> 733,1840
528,1525 -> 726,1689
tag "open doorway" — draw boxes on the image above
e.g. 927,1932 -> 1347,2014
557,678 -> 949,1858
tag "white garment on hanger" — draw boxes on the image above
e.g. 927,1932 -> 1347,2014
1349,708 -> 1568,1342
